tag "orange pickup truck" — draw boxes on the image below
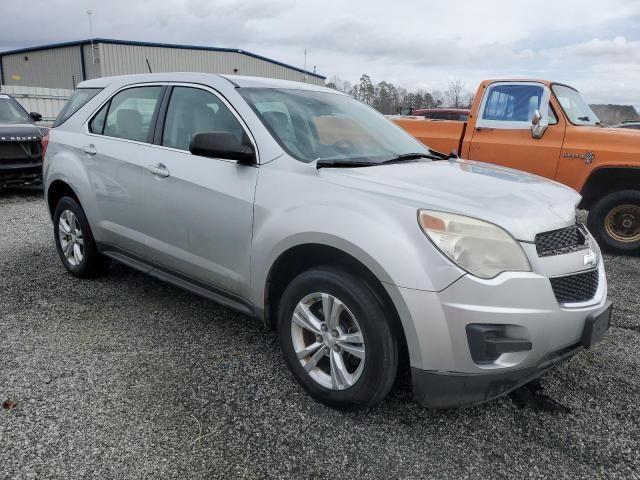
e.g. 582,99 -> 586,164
393,79 -> 640,254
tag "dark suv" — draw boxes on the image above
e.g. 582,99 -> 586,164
0,93 -> 47,189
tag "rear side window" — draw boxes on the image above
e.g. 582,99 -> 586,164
89,103 -> 108,134
102,86 -> 162,143
53,88 -> 102,127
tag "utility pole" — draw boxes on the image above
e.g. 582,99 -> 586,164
87,10 -> 95,64
304,49 -> 308,83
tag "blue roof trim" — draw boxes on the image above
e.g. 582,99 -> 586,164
0,38 -> 326,80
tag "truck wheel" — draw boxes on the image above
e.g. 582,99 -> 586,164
53,196 -> 108,278
587,190 -> 640,254
277,267 -> 398,410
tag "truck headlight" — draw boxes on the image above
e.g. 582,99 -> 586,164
418,210 -> 531,279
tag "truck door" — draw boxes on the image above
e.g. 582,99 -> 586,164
468,82 -> 564,179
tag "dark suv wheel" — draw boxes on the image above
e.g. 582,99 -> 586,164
277,266 -> 398,410
53,196 -> 108,278
588,190 -> 640,254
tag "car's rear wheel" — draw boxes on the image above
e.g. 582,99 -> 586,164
278,267 -> 398,410
588,190 -> 640,254
53,196 -> 108,278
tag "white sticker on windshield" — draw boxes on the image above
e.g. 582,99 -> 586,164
0,94 -> 9,99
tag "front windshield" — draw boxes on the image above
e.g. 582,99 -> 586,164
552,85 -> 600,126
0,96 -> 31,124
238,88 -> 428,163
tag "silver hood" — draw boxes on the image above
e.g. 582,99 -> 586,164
319,159 -> 581,242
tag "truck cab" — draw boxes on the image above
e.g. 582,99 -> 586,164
393,79 -> 640,254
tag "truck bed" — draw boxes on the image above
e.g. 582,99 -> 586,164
392,117 -> 467,155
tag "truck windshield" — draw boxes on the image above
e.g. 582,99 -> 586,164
0,96 -> 31,124
238,88 -> 428,163
552,85 -> 600,126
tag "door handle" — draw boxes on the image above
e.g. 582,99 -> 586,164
82,144 -> 97,156
145,163 -> 170,177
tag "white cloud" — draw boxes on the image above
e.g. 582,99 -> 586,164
1,0 -> 639,107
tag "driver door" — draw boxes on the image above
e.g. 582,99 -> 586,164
468,82 -> 565,180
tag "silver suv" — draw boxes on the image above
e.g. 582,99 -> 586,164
43,73 -> 612,409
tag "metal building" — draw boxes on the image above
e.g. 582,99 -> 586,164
0,38 -> 326,90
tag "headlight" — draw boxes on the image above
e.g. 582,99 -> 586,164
418,210 -> 531,279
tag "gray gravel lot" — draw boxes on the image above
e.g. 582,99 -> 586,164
1,188 -> 638,479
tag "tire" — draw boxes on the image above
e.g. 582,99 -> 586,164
53,196 -> 108,278
587,190 -> 640,255
277,266 -> 398,410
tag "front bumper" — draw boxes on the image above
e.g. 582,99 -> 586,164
385,253 -> 610,408
412,342 -> 583,408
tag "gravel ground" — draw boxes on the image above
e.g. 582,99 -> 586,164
1,188 -> 638,479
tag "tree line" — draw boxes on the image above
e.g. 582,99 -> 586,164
326,74 -> 474,114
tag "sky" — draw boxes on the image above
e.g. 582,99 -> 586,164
1,0 -> 639,107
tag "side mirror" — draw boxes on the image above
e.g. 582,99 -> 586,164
531,109 -> 547,139
189,132 -> 256,164
30,111 -> 42,122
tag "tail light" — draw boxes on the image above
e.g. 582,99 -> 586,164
41,132 -> 49,158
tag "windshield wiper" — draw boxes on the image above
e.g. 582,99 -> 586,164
316,150 -> 457,169
316,159 -> 378,169
383,149 -> 457,163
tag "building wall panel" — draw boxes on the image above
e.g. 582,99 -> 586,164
1,46 -> 83,89
100,44 -> 325,85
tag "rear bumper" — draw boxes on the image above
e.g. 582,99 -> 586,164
411,342 -> 582,408
0,160 -> 42,185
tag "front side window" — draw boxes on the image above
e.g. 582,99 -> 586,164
53,88 -> 102,127
239,88 -> 427,163
0,95 -> 31,124
482,84 -> 544,122
162,87 -> 245,151
552,84 -> 600,126
102,86 -> 162,142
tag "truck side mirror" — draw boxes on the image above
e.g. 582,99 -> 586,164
531,110 -> 548,139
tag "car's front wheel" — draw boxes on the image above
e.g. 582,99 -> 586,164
278,267 -> 398,410
53,196 -> 108,278
588,190 -> 640,254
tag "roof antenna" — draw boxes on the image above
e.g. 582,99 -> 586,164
145,58 -> 153,73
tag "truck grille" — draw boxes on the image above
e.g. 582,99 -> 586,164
0,141 -> 42,164
535,224 -> 588,257
550,269 -> 599,304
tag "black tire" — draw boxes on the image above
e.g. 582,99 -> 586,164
277,266 -> 398,410
53,196 -> 108,278
587,190 -> 640,255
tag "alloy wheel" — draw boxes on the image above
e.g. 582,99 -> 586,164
58,209 -> 84,266
290,292 -> 365,390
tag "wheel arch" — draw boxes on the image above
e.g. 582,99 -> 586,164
262,242 -> 411,371
47,179 -> 81,218
579,166 -> 640,210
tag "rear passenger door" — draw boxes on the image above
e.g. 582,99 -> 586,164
142,85 -> 258,300
86,84 -> 165,258
468,82 -> 565,179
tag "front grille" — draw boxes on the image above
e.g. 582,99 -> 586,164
535,224 -> 588,257
550,269 -> 599,304
0,141 -> 42,164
